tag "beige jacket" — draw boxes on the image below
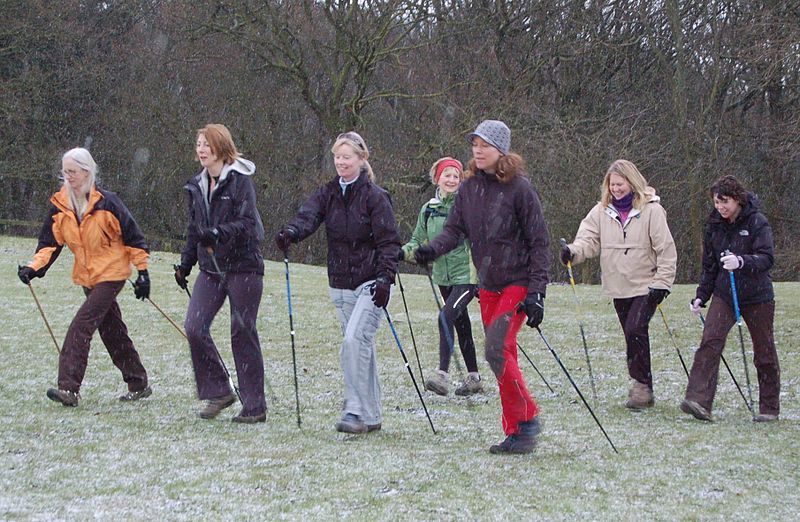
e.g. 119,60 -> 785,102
567,189 -> 676,299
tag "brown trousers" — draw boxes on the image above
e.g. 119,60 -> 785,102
685,297 -> 780,415
58,281 -> 149,394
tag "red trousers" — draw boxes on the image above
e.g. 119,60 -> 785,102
480,285 -> 539,435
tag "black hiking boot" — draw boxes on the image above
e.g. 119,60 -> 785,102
119,386 -> 152,402
47,388 -> 79,407
489,417 -> 541,455
199,393 -> 237,419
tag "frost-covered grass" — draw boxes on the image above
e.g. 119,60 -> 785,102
1,235 -> 798,521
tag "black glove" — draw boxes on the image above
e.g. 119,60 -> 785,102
133,270 -> 150,300
521,292 -> 545,328
560,245 -> 573,265
18,265 -> 37,285
370,276 -> 391,309
397,248 -> 406,262
275,226 -> 298,252
199,227 -> 219,248
648,288 -> 670,305
174,264 -> 190,290
414,244 -> 437,265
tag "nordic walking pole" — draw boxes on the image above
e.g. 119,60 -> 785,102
130,279 -> 242,405
560,238 -> 598,403
282,251 -> 302,428
726,259 -> 755,415
26,282 -> 61,354
395,271 -> 426,387
384,307 -> 436,434
698,313 -> 753,413
518,343 -> 554,393
536,327 -> 618,454
657,305 -> 690,379
423,266 -> 465,379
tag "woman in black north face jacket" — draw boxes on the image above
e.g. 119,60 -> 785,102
682,175 -> 780,423
275,131 -> 401,435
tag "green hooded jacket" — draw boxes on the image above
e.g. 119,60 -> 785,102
401,190 -> 477,286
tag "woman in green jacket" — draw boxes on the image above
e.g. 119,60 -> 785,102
401,157 -> 482,396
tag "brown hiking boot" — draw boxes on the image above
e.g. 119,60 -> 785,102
232,410 -> 267,424
425,370 -> 449,396
625,382 -> 654,410
680,399 -> 712,421
47,388 -> 79,407
455,373 -> 484,396
199,393 -> 237,419
119,386 -> 152,402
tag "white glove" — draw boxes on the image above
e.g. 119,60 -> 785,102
690,298 -> 703,316
720,253 -> 743,270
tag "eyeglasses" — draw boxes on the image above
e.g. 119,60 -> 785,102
62,169 -> 85,179
336,132 -> 366,150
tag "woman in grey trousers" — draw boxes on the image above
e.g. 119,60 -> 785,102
275,131 -> 401,434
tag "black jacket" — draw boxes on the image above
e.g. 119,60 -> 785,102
289,170 -> 400,290
428,169 -> 550,295
180,159 -> 265,275
696,193 -> 774,307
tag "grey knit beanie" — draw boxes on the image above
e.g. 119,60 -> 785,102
467,120 -> 510,155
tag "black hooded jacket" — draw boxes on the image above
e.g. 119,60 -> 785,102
696,193 -> 774,307
288,170 -> 400,290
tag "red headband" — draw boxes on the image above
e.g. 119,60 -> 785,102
434,159 -> 463,183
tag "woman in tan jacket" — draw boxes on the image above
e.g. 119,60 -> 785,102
561,159 -> 677,410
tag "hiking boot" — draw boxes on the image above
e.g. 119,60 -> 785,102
753,413 -> 778,423
232,410 -> 267,424
199,393 -> 237,419
680,399 -> 712,421
119,386 -> 152,402
336,413 -> 368,434
489,417 -> 541,455
455,373 -> 484,397
47,388 -> 79,407
366,423 -> 382,433
425,370 -> 449,396
625,381 -> 654,410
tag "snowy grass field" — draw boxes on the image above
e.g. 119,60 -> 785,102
1,235 -> 798,521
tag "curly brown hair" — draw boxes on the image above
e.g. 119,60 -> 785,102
710,175 -> 748,204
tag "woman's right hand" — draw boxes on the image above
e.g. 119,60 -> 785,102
559,245 -> 573,265
174,264 -> 190,290
17,265 -> 37,285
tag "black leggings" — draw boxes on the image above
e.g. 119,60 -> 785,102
438,284 -> 478,373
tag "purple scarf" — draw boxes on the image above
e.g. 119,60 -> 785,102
612,193 -> 634,224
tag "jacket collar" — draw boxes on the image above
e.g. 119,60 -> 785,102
51,185 -> 103,216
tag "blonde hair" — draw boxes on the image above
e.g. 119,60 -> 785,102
197,123 -> 240,164
331,131 -> 374,181
601,159 -> 649,209
61,147 -> 97,218
464,153 -> 525,183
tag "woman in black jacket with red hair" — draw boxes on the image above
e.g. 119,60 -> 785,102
681,175 -> 780,422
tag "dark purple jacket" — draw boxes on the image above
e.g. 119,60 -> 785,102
696,193 -> 774,307
429,169 -> 550,294
289,170 -> 400,290
180,159 -> 265,275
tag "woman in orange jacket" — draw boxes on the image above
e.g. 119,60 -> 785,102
18,147 -> 152,407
